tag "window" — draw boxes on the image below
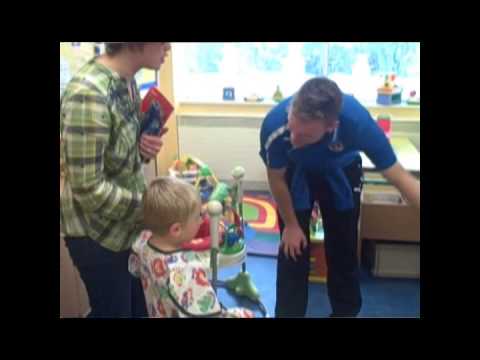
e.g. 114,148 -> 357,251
59,42 -> 158,98
172,42 -> 420,104
326,42 -> 420,102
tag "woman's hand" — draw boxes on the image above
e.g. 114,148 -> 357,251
139,128 -> 169,160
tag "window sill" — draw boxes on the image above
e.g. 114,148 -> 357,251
176,100 -> 420,122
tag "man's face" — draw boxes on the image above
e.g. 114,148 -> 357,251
287,109 -> 338,149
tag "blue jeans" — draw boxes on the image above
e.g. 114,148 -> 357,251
64,236 -> 147,318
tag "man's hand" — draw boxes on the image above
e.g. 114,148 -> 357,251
139,128 -> 169,161
281,223 -> 308,261
381,162 -> 420,209
266,167 -> 308,261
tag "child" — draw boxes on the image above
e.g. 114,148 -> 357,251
129,176 -> 254,318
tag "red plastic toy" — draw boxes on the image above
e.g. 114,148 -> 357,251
377,114 -> 392,139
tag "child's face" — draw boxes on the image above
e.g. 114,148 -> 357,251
180,204 -> 204,243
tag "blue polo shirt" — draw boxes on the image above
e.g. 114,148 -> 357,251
259,94 -> 397,211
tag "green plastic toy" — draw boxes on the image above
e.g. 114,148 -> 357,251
225,271 -> 260,302
209,183 -> 231,202
273,85 -> 283,103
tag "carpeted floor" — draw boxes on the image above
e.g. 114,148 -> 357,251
235,191 -> 420,318
217,255 -> 420,318
243,191 -> 280,257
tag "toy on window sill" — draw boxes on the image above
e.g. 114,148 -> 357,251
406,90 -> 420,105
273,85 -> 284,103
244,94 -> 264,102
377,74 -> 402,105
223,87 -> 235,101
377,114 -> 392,139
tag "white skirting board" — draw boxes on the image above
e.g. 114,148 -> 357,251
178,116 -> 269,189
177,116 -> 419,190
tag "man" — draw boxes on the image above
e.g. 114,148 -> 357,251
259,77 -> 420,317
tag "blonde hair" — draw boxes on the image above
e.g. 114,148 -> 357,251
143,176 -> 201,236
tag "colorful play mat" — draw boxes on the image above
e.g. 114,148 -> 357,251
243,191 -> 280,257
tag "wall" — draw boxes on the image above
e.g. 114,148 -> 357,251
177,104 -> 420,190
155,50 -> 179,176
178,116 -> 268,190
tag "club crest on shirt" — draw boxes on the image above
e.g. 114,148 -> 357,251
328,141 -> 344,152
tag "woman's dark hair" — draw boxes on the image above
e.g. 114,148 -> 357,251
104,42 -> 146,56
291,77 -> 343,123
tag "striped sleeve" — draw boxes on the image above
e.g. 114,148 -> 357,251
259,125 -> 289,169
61,89 -> 142,222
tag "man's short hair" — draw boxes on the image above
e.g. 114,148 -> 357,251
291,77 -> 343,123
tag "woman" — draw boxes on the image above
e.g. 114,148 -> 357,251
60,42 -> 171,317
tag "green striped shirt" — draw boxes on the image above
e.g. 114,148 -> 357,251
60,58 -> 147,252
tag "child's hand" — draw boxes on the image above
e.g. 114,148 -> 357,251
223,308 -> 255,318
